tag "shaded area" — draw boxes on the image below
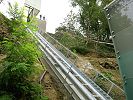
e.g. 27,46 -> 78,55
42,72 -> 65,100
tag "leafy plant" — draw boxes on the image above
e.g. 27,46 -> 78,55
71,46 -> 89,55
71,0 -> 113,42
103,72 -> 113,80
8,2 -> 25,20
0,2 -> 47,100
0,95 -> 13,100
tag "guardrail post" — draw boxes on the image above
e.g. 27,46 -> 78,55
94,73 -> 99,82
107,83 -> 114,95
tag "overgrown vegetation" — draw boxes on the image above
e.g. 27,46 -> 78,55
71,0 -> 112,42
50,31 -> 115,57
51,0 -> 115,57
47,1 -> 123,98
0,3 -> 47,100
0,13 -> 11,42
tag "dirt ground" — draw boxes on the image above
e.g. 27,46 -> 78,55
42,72 -> 64,100
75,54 -> 125,99
0,54 -> 6,73
76,54 -> 123,87
41,53 -> 124,99
0,54 -> 6,61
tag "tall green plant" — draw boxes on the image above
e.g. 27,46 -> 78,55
8,2 -> 25,20
0,2 -> 47,100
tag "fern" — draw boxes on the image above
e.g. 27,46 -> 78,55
0,2 -> 47,100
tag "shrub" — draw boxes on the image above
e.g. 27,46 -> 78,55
0,2 -> 47,100
0,92 -> 14,100
71,46 -> 89,55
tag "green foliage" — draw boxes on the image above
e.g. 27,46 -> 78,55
0,91 -> 14,100
0,13 -> 12,42
54,0 -> 115,57
51,30 -> 115,56
8,2 -> 25,20
0,2 -> 46,100
59,32 -> 78,48
58,10 -> 81,35
71,0 -> 112,42
96,43 -> 115,57
71,46 -> 89,55
0,95 -> 13,100
102,72 -> 113,80
51,31 -> 115,56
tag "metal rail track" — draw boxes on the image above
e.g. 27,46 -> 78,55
43,32 -> 125,99
27,28 -> 112,100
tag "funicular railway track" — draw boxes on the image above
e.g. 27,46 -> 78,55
27,28 -> 113,100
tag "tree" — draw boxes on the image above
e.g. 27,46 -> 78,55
57,10 -> 81,36
71,0 -> 113,42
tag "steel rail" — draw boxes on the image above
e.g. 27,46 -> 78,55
27,28 -> 112,100
36,32 -> 112,100
27,28 -> 95,99
39,46 -> 85,100
36,33 -> 96,100
44,32 -> 124,95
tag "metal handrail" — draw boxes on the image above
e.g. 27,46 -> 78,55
37,32 -> 109,100
37,34 -> 96,99
27,29 -> 98,99
43,32 -> 125,98
44,33 -> 123,88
